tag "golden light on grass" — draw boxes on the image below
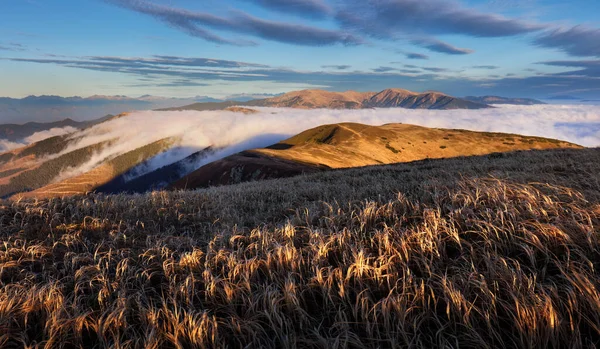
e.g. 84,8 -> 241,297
0,148 -> 599,348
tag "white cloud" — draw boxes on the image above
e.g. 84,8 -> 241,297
0,126 -> 79,153
49,104 -> 600,183
0,139 -> 24,153
24,126 -> 79,143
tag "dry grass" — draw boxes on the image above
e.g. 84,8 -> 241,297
1,148 -> 600,348
253,123 -> 580,170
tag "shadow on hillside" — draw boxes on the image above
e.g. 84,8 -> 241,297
96,133 -> 291,194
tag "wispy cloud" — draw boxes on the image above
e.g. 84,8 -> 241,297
322,65 -> 352,70
405,52 -> 429,60
422,66 -> 450,73
336,0 -> 544,39
104,0 -> 360,46
7,52 -> 600,100
535,26 -> 600,57
0,42 -> 26,52
472,65 -> 499,69
539,60 -> 600,78
372,66 -> 398,73
413,38 -> 474,55
240,0 -> 332,19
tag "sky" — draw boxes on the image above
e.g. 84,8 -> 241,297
1,0 -> 599,99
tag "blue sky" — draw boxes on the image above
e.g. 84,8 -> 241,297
1,0 -> 599,99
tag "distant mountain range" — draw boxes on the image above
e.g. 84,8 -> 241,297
0,94 -> 280,124
1,90 -> 553,125
0,116 -> 112,142
165,88 -> 491,111
464,96 -> 546,105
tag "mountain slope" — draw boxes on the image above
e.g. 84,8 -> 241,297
96,147 -> 215,194
249,89 -> 376,109
0,115 -> 113,143
12,137 -> 178,199
172,122 -> 581,189
166,88 -> 490,111
0,140 -> 111,198
0,95 -> 216,124
364,89 -> 489,109
464,95 -> 546,105
3,147 -> 600,348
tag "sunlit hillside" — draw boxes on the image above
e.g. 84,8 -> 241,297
1,147 -> 599,347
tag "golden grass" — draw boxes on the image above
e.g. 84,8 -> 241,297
1,148 -> 600,348
254,123 -> 581,170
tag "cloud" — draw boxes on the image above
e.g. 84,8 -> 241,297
0,139 -> 24,152
535,26 -> 600,57
372,66 -> 398,73
127,80 -> 211,88
8,53 -> 600,100
49,104 -> 600,183
422,67 -> 450,73
473,65 -> 499,69
0,42 -> 26,52
412,38 -> 474,55
322,65 -> 352,70
405,52 -> 429,60
0,126 -> 79,152
337,0 -> 543,39
4,55 -> 438,91
104,0 -> 360,46
538,60 -> 600,78
240,0 -> 331,19
24,127 -> 79,143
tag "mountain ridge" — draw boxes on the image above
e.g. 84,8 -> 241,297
165,88 -> 491,111
464,95 -> 546,105
171,122 -> 581,190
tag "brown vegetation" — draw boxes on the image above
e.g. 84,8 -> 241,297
166,88 -> 490,111
175,122 -> 581,189
0,148 -> 600,347
12,137 -> 178,199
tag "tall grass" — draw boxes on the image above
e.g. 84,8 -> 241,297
1,148 -> 600,348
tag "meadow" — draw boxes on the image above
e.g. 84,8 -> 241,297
1,147 -> 600,348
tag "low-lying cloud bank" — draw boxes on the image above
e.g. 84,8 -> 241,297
0,126 -> 79,152
50,104 -> 600,183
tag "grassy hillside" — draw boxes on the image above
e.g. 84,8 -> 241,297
173,122 -> 581,189
0,147 -> 599,347
97,147 -> 215,194
0,115 -> 115,142
0,141 -> 110,198
13,137 -> 178,199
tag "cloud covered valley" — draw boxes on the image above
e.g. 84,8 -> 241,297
2,104 -> 599,187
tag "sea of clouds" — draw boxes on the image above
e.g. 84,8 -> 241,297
2,104 -> 599,181
0,126 -> 79,152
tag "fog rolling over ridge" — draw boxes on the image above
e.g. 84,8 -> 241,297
26,104 -> 597,185
0,126 -> 79,152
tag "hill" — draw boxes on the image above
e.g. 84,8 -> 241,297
464,95 -> 546,105
0,147 -> 599,347
172,122 -> 581,189
249,89 -> 376,109
96,147 -> 215,194
165,88 -> 490,111
364,89 -> 488,109
0,115 -> 113,143
0,95 -> 217,124
9,137 -> 178,199
157,100 -> 243,112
